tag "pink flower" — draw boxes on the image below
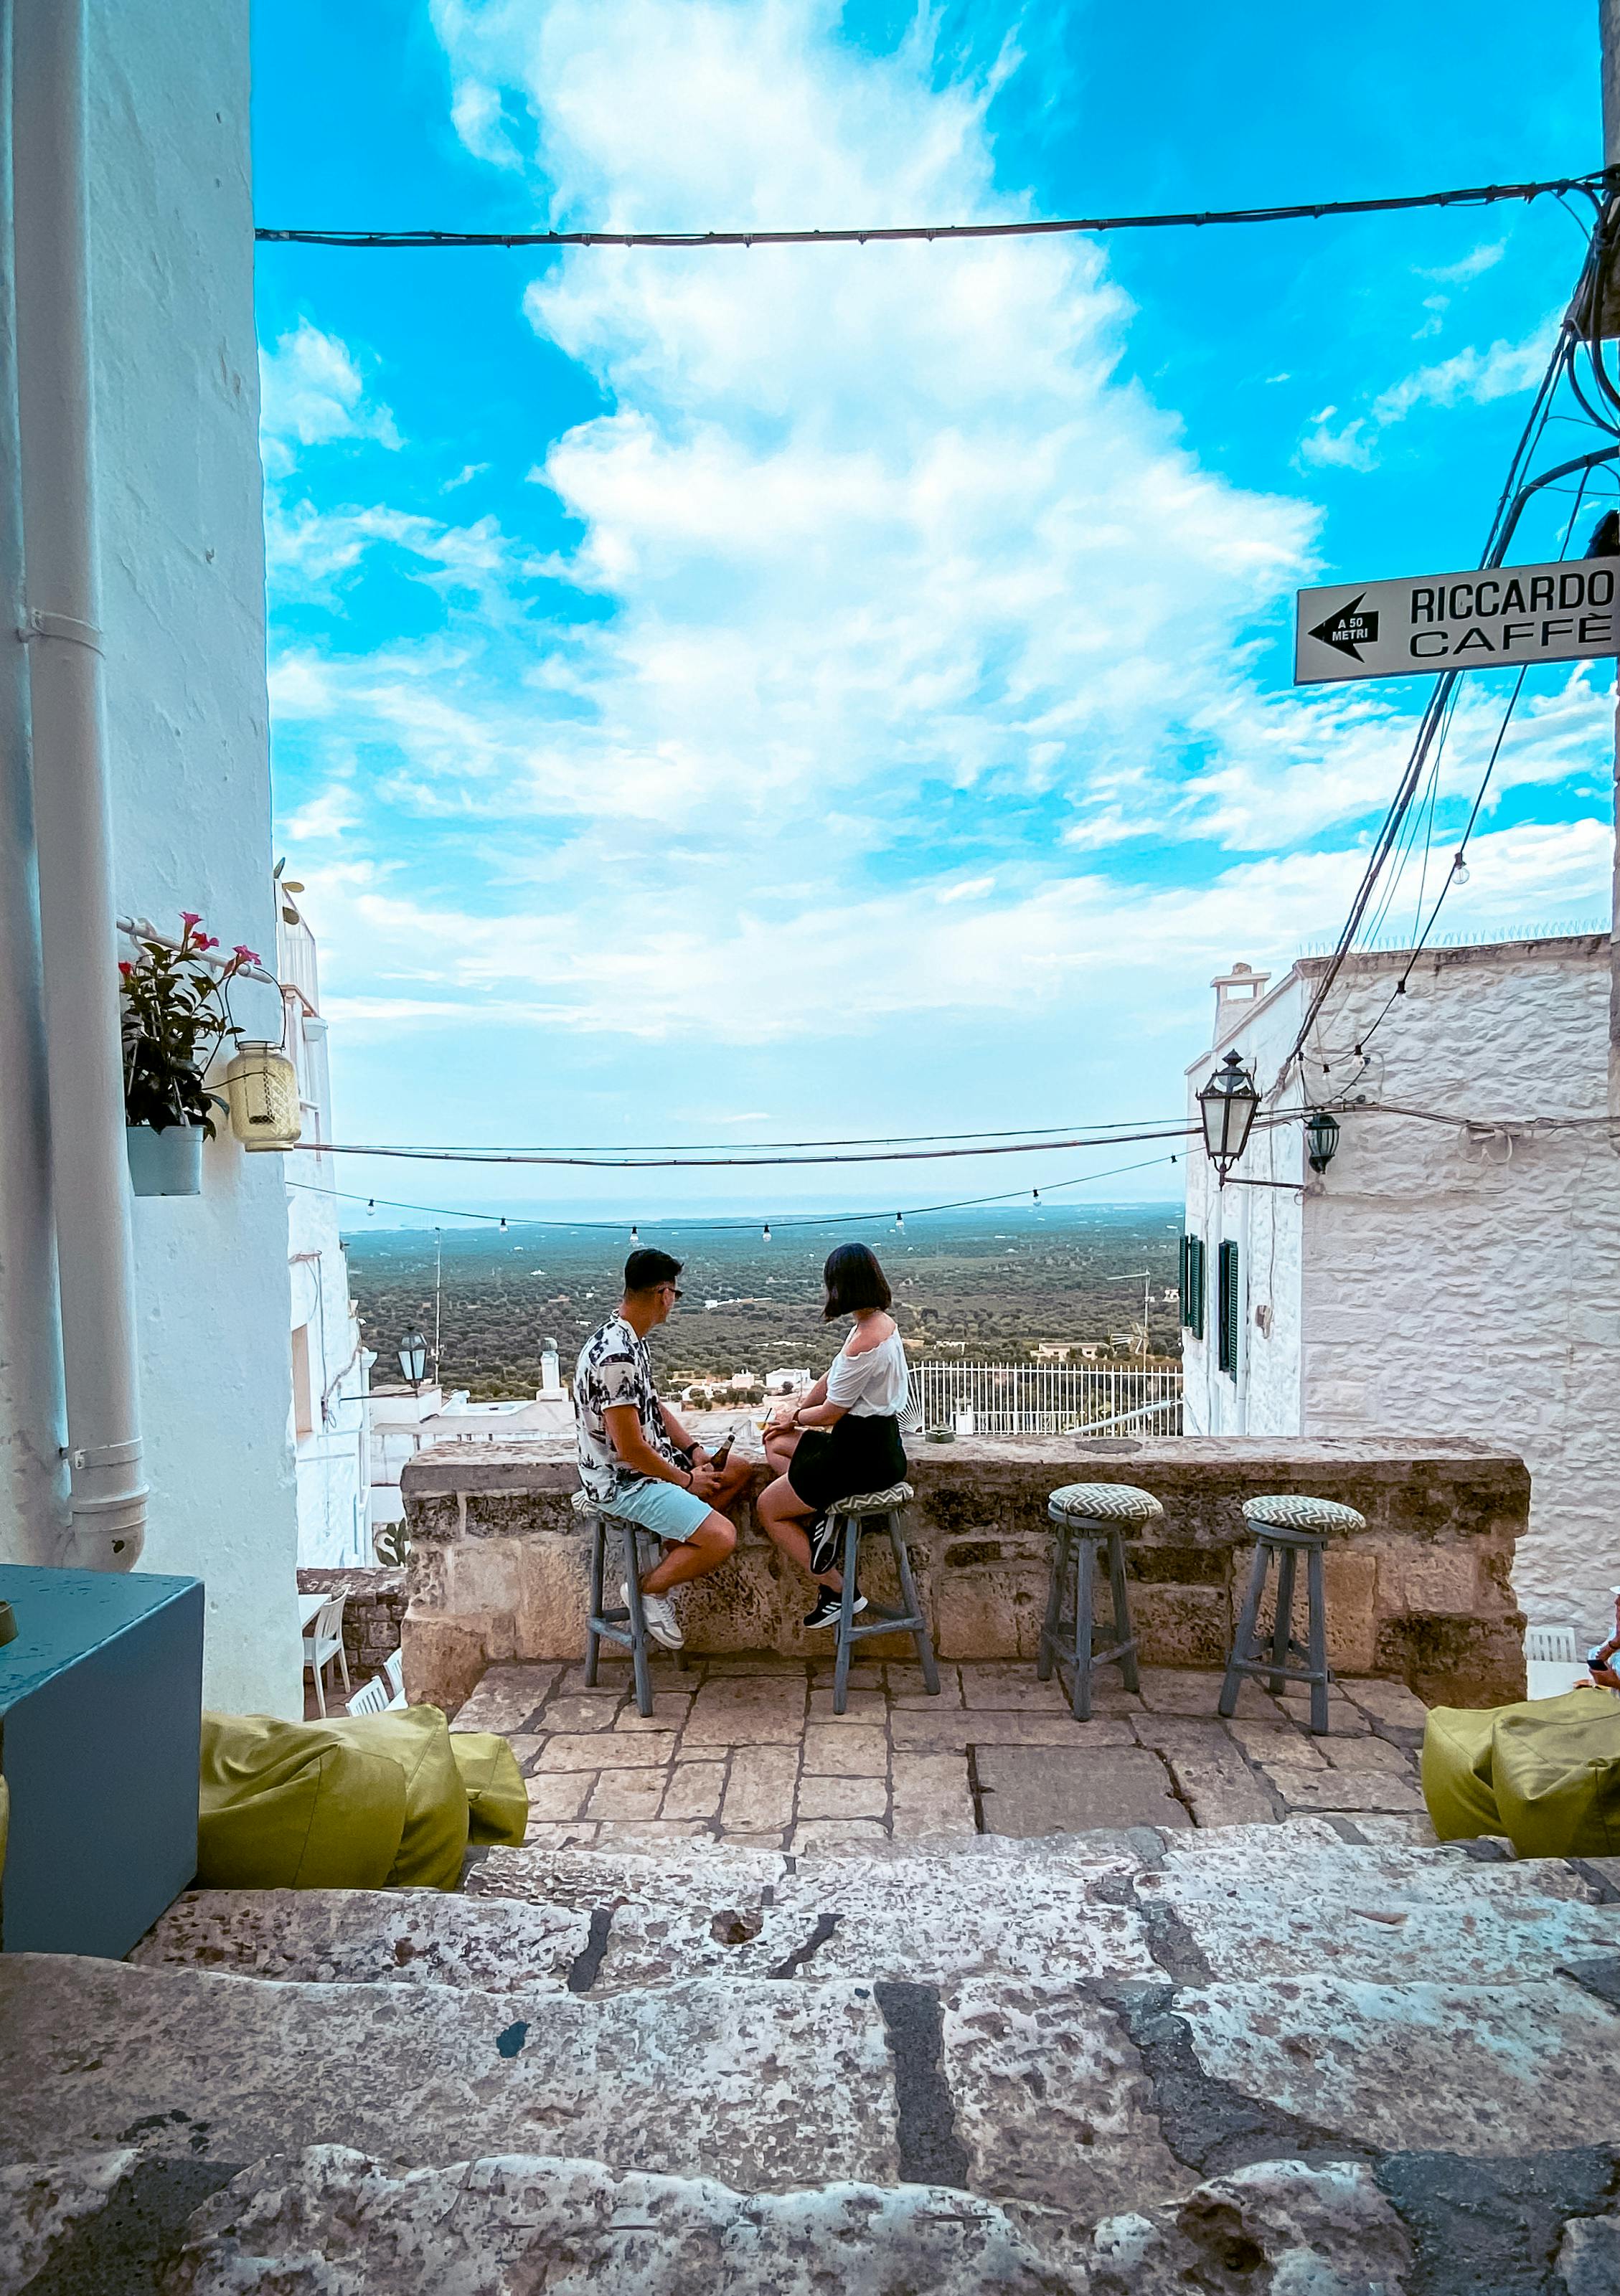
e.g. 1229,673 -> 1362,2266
232,945 -> 262,966
179,911 -> 202,930
195,933 -> 219,951
118,960 -> 133,976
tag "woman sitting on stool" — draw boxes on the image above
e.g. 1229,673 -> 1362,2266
758,1243 -> 909,1632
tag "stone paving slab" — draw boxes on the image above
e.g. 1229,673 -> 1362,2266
0,1958 -> 899,2195
1138,1846 -> 1620,1984
942,1977 -> 1186,2222
133,1890 -> 592,1992
455,1658 -> 1429,1854
158,2148 -> 1078,2296
1172,1974 -> 1620,2155
975,1746 -> 1192,1836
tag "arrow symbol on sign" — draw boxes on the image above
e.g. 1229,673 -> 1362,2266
1309,595 -> 1379,661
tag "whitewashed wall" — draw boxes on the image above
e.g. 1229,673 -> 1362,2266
1185,937 -> 1620,1638
88,0 -> 301,1710
283,916 -> 370,1570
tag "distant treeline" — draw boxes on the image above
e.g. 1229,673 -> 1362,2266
345,1206 -> 1184,1402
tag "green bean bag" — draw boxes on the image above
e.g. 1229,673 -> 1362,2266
1423,1688 -> 1620,1857
198,1713 -> 408,1889
450,1731 -> 529,1848
198,1706 -> 511,1891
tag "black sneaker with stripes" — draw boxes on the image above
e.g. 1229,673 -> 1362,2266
804,1589 -> 867,1630
808,1512 -> 842,1575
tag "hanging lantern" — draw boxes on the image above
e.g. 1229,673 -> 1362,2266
1197,1049 -> 1260,1178
398,1330 -> 428,1388
1305,1108 -> 1341,1173
224,1041 -> 301,1150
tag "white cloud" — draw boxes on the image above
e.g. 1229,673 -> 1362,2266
263,1 -> 1610,1092
259,320 -> 400,474
1298,317 -> 1555,472
1419,241 -> 1505,286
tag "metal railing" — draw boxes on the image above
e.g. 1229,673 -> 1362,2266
908,1359 -> 1184,1437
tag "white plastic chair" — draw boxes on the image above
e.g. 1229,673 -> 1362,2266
346,1671 -> 392,1716
382,1650 -> 406,1705
301,1593 -> 350,1716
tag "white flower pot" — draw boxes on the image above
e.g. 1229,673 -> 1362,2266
126,1123 -> 203,1197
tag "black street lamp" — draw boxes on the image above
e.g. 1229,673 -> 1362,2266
1197,1050 -> 1261,1180
398,1329 -> 428,1391
1305,1108 -> 1341,1174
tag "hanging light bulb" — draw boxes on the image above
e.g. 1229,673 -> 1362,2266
895,1211 -> 904,1230
631,1224 -> 639,1244
367,1198 -> 375,1214
763,1223 -> 772,1241
499,1217 -> 507,1231
1032,1189 -> 1040,1204
1451,850 -> 1471,886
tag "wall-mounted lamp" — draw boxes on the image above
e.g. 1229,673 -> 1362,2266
398,1330 -> 428,1390
1305,1109 -> 1341,1173
1197,1050 -> 1260,1180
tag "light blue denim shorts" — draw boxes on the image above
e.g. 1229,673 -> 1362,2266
604,1475 -> 713,1544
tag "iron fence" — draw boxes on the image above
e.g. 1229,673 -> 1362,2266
907,1358 -> 1184,1437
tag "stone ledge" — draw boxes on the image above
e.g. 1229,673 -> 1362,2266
399,1434 -> 1527,1714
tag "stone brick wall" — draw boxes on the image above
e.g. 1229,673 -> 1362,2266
397,1432 -> 1527,1716
296,1567 -> 406,1686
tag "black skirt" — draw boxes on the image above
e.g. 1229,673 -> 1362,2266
787,1412 -> 907,1511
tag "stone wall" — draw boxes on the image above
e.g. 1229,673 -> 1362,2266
398,1432 -> 1527,1716
296,1567 -> 405,1686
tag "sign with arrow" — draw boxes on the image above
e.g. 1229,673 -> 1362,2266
1294,554 -> 1620,684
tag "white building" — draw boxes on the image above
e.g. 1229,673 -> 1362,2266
1182,932 -> 1620,1639
279,892 -> 370,1569
0,0 -> 300,1709
368,1382 -> 574,1535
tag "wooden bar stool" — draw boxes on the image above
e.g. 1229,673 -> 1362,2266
573,1489 -> 687,1718
826,1483 -> 939,1715
1040,1483 -> 1157,1720
1218,1494 -> 1365,1734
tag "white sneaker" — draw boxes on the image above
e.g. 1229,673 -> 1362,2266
623,1579 -> 684,1650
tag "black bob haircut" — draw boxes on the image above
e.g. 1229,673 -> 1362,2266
624,1247 -> 683,1293
822,1242 -> 892,1321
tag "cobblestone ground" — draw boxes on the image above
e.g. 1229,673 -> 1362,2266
450,1658 -> 1435,1853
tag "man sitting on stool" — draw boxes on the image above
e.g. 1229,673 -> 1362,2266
573,1247 -> 752,1650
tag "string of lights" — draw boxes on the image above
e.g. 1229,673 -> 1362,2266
287,1148 -> 1185,1237
287,1114 -> 1195,1157
255,172 -> 1604,252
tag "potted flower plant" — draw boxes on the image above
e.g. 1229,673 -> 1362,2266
119,913 -> 262,1196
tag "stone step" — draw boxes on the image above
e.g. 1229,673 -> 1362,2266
2,2141 -> 1433,2295
133,1819 -> 1620,1999
9,1947 -> 1620,2284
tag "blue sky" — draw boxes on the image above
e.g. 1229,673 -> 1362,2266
253,0 -> 1606,1226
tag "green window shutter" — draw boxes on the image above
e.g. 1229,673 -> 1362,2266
1180,1236 -> 1206,1339
1218,1240 -> 1240,1376
1178,1236 -> 1190,1326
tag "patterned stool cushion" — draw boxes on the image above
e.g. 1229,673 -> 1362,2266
833,1483 -> 915,1517
1048,1483 -> 1164,1528
1243,1493 -> 1365,1536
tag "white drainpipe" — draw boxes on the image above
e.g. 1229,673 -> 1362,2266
0,0 -> 70,1559
11,0 -> 148,1567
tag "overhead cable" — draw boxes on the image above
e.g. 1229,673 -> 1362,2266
255,172 -> 1603,252
290,1120 -> 1198,1169
287,1150 -> 1183,1235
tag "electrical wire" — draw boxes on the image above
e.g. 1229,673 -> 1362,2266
1284,192 -> 1620,1084
255,172 -> 1603,252
288,1115 -> 1191,1156
288,1121 -> 1198,1169
288,1149 -> 1185,1236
